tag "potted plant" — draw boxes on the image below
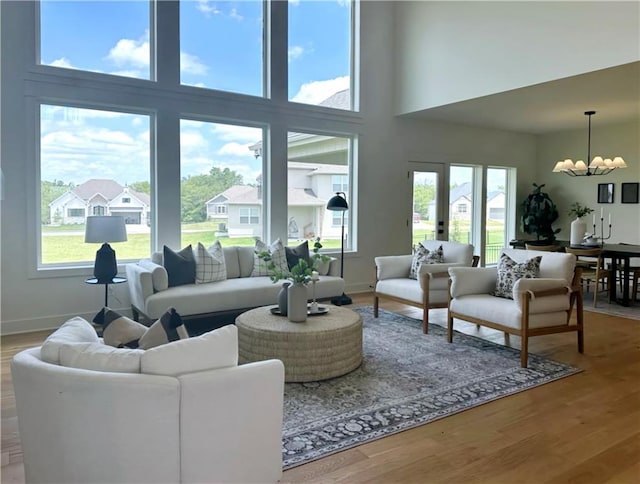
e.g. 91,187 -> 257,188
520,183 -> 561,243
567,202 -> 594,245
257,238 -> 330,322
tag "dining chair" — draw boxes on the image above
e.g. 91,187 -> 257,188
524,243 -> 562,252
566,247 -> 609,307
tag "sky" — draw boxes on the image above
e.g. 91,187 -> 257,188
39,0 -> 352,186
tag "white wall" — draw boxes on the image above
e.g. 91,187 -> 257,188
395,1 -> 640,114
535,120 -> 640,244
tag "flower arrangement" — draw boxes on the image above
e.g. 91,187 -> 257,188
567,202 -> 594,219
257,237 -> 330,285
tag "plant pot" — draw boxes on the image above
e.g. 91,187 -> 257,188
570,217 -> 587,246
287,282 -> 307,323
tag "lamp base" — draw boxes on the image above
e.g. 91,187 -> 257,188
94,243 -> 118,283
331,293 -> 352,306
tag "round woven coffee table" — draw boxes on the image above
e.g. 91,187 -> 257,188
236,305 -> 363,382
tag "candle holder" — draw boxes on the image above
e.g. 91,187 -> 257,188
592,217 -> 612,245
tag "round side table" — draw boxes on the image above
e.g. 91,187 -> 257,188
85,276 -> 127,307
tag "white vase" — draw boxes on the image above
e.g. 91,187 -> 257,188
287,282 -> 307,323
570,217 -> 587,246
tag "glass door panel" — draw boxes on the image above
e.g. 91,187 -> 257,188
411,163 -> 444,248
486,168 -> 507,265
449,166 -> 474,245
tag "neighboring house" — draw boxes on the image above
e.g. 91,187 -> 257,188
49,179 -> 151,226
427,182 -> 505,222
205,161 -> 348,240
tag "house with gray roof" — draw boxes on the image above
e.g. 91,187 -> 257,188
206,161 -> 348,240
49,179 -> 150,226
428,182 -> 505,222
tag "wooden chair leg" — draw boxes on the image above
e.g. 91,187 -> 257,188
422,306 -> 429,334
520,335 -> 528,368
373,295 -> 379,318
447,311 -> 453,343
576,291 -> 585,354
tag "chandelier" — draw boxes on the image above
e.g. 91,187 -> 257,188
552,110 -> 627,176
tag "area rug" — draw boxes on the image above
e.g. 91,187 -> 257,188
581,290 -> 639,320
282,307 -> 582,469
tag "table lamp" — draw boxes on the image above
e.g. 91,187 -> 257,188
85,216 -> 127,283
326,192 -> 352,305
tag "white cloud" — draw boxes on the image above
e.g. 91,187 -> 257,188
229,8 -> 243,21
106,38 -> 149,68
291,76 -> 350,105
49,57 -> 74,68
180,52 -> 208,76
196,0 -> 220,17
288,46 -> 304,62
180,131 -> 208,150
110,69 -> 145,79
217,142 -> 253,157
289,0 -> 300,6
210,124 -> 262,143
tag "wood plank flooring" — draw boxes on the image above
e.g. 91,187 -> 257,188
2,293 -> 639,483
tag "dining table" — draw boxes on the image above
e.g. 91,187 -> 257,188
601,243 -> 640,307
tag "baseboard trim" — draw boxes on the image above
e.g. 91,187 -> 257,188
1,306 -> 133,335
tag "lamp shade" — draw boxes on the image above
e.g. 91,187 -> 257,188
85,216 -> 127,243
326,192 -> 348,211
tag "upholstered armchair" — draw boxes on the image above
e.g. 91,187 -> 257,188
447,248 -> 584,368
374,240 -> 479,333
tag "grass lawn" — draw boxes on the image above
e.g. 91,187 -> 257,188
42,225 -> 343,264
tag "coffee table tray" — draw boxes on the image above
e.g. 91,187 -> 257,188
270,306 -> 329,317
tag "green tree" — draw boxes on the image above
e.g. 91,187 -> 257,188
129,181 -> 150,194
180,167 -> 243,223
413,182 -> 435,219
41,180 -> 73,224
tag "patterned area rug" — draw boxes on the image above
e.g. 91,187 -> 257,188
282,307 -> 581,469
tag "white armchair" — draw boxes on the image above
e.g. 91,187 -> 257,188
447,248 -> 584,368
374,240 -> 479,333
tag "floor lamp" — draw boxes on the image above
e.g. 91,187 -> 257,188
326,192 -> 352,306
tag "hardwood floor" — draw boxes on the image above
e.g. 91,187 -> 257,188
2,294 -> 639,483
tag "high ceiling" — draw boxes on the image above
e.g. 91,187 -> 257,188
402,62 -> 640,135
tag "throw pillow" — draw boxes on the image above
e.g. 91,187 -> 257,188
95,307 -> 147,348
194,241 -> 227,284
251,238 -> 289,277
40,316 -> 100,365
138,307 -> 190,350
285,240 -> 311,270
409,243 -> 444,279
492,253 -> 542,299
163,245 -> 196,287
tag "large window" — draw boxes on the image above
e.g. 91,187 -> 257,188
180,0 -> 263,95
27,1 -> 359,272
288,0 -> 354,109
287,132 -> 353,251
179,120 -> 263,247
40,104 -> 150,266
40,0 -> 151,80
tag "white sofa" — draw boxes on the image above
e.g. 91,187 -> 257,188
11,317 -> 285,484
126,245 -> 345,322
374,240 -> 479,333
448,248 -> 584,368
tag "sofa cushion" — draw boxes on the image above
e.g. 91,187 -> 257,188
139,259 -> 169,292
164,245 -> 196,287
40,316 -> 100,364
194,241 -> 227,284
95,307 -> 147,348
251,239 -> 289,277
139,307 -> 190,350
141,324 -> 238,376
285,240 -> 311,270
492,253 -> 541,299
59,342 -> 144,373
